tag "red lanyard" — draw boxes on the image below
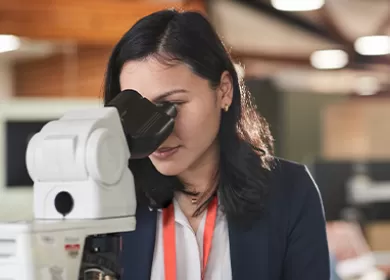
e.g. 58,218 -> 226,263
162,196 -> 218,280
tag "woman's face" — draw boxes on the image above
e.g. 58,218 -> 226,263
120,57 -> 233,177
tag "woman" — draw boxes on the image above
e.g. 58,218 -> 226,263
103,9 -> 330,280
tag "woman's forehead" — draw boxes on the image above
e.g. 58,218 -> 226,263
119,58 -> 206,99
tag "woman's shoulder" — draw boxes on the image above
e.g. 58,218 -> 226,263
266,157 -> 325,219
269,157 -> 320,199
265,159 -> 329,278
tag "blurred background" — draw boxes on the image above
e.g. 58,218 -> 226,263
0,0 -> 389,278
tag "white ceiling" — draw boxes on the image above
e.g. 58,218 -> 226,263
210,0 -> 341,57
324,0 -> 390,40
208,0 -> 390,94
210,0 -> 390,54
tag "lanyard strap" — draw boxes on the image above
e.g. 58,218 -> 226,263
162,196 -> 218,280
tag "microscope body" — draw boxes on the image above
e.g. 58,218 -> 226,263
28,106 -> 136,220
0,90 -> 176,280
0,217 -> 134,280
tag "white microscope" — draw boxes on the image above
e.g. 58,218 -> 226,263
0,90 -> 177,280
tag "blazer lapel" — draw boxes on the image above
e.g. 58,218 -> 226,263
228,216 -> 269,280
120,206 -> 157,280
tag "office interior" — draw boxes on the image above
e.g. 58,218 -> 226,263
0,0 -> 389,279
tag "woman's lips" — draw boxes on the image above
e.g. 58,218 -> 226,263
152,146 -> 180,159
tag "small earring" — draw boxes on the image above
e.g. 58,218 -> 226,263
223,104 -> 229,112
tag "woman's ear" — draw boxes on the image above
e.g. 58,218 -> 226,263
217,70 -> 233,110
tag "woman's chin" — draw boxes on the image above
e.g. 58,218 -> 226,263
152,162 -> 185,177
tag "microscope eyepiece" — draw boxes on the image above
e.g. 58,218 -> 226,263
106,90 -> 177,159
156,102 -> 177,118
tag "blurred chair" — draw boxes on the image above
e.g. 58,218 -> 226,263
327,221 -> 388,280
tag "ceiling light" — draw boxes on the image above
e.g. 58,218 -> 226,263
271,0 -> 324,11
354,76 -> 380,96
354,35 -> 390,56
310,49 -> 349,70
0,35 -> 21,53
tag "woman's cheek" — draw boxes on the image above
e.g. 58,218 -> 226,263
172,105 -> 198,139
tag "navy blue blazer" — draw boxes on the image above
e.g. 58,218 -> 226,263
120,159 -> 330,280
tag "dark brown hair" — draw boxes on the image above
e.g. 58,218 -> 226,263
103,9 -> 274,221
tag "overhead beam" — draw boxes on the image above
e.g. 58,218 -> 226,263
231,49 -> 390,75
0,0 -> 207,45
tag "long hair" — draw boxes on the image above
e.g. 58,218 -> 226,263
103,9 -> 275,222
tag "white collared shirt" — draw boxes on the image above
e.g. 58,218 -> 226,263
150,199 -> 232,280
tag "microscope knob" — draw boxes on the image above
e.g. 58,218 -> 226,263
54,191 -> 74,217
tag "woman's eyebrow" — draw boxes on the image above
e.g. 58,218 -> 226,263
152,89 -> 188,102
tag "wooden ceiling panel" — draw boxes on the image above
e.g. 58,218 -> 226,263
0,0 -> 206,45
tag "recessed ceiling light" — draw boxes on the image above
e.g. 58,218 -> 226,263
354,76 -> 380,96
310,49 -> 349,70
354,35 -> 390,56
271,0 -> 324,11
